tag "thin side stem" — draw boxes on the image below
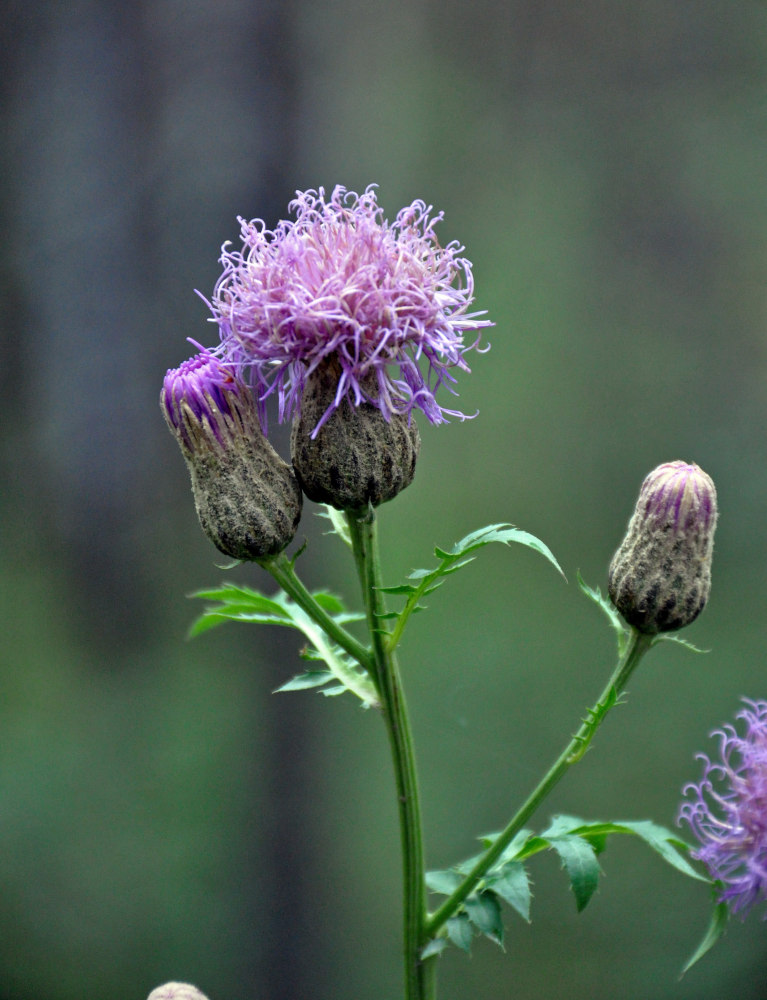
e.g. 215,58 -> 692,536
346,509 -> 434,1000
260,551 -> 375,674
425,628 -> 654,939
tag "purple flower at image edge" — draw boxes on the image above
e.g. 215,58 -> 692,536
679,699 -> 767,916
203,185 -> 493,433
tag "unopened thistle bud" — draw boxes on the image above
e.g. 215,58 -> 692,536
608,460 -> 717,633
290,357 -> 421,511
162,353 -> 302,559
147,985 -> 210,1000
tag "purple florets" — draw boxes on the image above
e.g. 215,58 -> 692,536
678,699 -> 767,916
205,185 -> 492,432
161,351 -> 251,453
638,461 -> 717,534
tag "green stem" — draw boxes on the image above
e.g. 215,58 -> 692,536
260,551 -> 375,675
346,508 -> 435,1000
425,628 -> 654,939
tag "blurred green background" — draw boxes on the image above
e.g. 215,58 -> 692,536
2,2 -> 767,998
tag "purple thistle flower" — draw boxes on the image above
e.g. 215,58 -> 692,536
205,185 -> 492,433
679,699 -> 767,916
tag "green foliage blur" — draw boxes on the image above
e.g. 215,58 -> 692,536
2,2 -> 767,999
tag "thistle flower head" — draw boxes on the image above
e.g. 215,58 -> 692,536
161,352 -> 302,559
608,461 -> 717,633
679,699 -> 767,916
207,185 -> 492,433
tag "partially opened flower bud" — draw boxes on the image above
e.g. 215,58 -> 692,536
147,984 -> 210,1000
290,357 -> 420,511
162,352 -> 302,559
608,460 -> 717,633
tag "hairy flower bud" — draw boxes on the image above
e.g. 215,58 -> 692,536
608,460 -> 717,633
162,353 -> 302,559
290,357 -> 420,511
147,985 -> 210,1000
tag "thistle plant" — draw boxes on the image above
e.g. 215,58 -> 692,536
155,185 -> 749,1000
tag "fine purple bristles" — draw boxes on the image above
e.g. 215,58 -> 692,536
204,185 -> 493,432
679,699 -> 767,917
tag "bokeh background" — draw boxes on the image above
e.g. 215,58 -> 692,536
2,2 -> 767,998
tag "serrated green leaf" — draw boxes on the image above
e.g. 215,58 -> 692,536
190,585 -> 377,706
191,584 -> 288,613
607,821 -> 709,882
446,915 -> 474,952
652,633 -> 709,654
446,524 -> 565,579
425,869 -> 464,895
486,862 -> 532,922
378,583 -> 419,595
420,937 -> 449,960
681,894 -> 728,974
316,505 -> 353,548
542,817 -> 709,884
274,670 -> 334,692
548,835 -> 601,912
464,892 -> 504,945
385,523 -> 563,653
187,612 -> 234,637
576,572 -> 630,657
407,568 -> 433,581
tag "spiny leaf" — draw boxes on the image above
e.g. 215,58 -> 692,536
439,524 -> 565,578
316,505 -> 352,548
464,892 -> 504,945
420,938 -> 449,960
577,572 -> 630,657
540,817 -> 709,883
189,585 -> 377,706
547,835 -> 601,912
651,633 -> 709,654
486,862 -> 532,922
385,523 -> 564,652
602,820 -> 708,882
446,915 -> 474,952
274,670 -> 334,692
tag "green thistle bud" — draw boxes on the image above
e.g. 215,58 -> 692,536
608,461 -> 717,633
162,353 -> 302,560
290,358 -> 421,511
